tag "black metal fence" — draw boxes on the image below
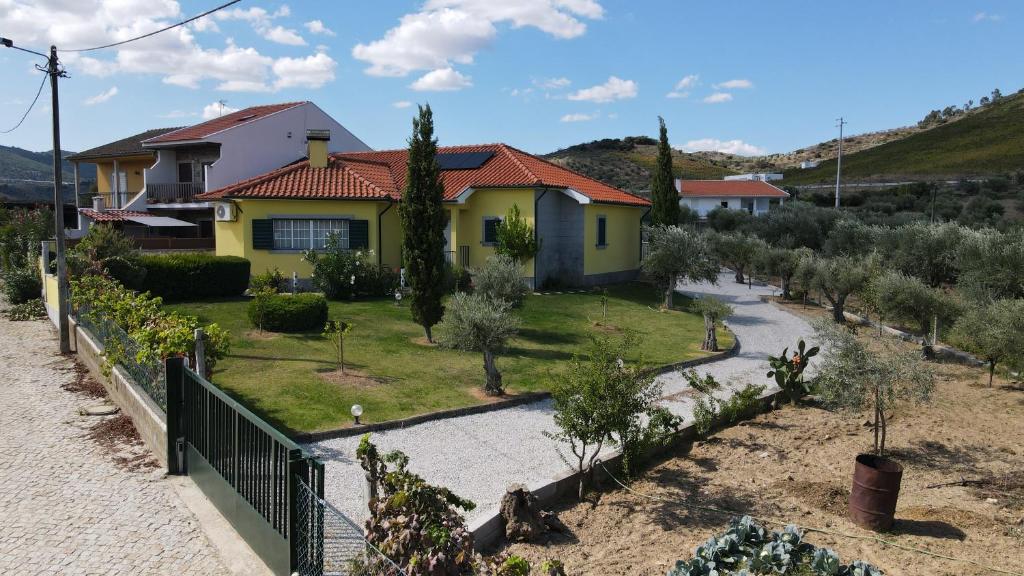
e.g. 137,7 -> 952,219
75,307 -> 166,411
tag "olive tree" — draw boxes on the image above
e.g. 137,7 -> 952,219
438,292 -> 520,395
693,296 -> 732,352
950,299 -> 1024,386
801,255 -> 873,323
875,221 -> 967,287
641,225 -> 719,308
756,246 -> 805,299
712,232 -> 767,284
473,254 -> 529,308
868,270 -> 961,337
813,318 -> 935,456
956,227 -> 1024,302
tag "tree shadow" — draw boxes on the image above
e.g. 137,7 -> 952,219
516,328 -> 581,346
228,353 -> 335,366
507,346 -> 575,362
890,519 -> 966,541
887,440 -> 982,471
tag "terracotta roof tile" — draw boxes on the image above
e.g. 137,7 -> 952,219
677,180 -> 790,198
199,143 -> 649,207
143,102 -> 306,144
79,209 -> 151,222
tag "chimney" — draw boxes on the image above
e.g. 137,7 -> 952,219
306,129 -> 331,168
92,195 -> 105,212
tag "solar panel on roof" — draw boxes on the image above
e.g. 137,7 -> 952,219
436,151 -> 494,170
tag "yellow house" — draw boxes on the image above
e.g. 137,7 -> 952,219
199,142 -> 650,288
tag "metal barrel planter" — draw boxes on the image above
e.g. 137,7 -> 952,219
849,453 -> 903,531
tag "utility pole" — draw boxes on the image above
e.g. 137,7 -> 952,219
47,45 -> 71,354
834,117 -> 847,209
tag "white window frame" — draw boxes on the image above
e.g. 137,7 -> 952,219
272,218 -> 349,251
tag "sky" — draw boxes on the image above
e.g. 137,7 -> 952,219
1,1 -> 1021,157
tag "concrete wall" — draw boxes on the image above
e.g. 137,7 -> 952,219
534,189 -> 583,287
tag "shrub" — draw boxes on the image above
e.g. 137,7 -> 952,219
473,255 -> 529,307
250,267 -> 286,293
246,292 -> 327,333
6,299 -> 45,321
446,263 -> 472,293
303,237 -> 395,299
67,224 -> 144,286
0,207 -> 52,271
135,253 -> 250,300
2,264 -> 42,304
685,370 -> 765,437
495,203 -> 540,263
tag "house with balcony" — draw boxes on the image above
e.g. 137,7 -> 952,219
199,138 -> 650,288
675,178 -> 789,218
68,101 -> 370,248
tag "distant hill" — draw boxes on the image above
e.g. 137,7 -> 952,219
0,145 -> 95,204
784,91 -> 1024,185
543,137 -> 736,196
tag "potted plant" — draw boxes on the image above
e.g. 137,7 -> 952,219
811,319 -> 934,530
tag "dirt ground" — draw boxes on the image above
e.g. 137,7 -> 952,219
504,307 -> 1024,576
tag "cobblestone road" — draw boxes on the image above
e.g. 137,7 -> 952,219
0,312 -> 228,575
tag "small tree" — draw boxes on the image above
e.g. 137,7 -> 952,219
495,204 -> 540,264
438,292 -> 520,395
641,225 -> 719,308
693,296 -> 732,351
249,287 -> 275,334
868,270 -> 961,337
400,104 -> 448,342
712,232 -> 766,284
474,255 -> 529,308
322,320 -> 353,373
803,255 -> 873,323
758,247 -> 805,299
813,319 -> 934,456
950,300 -> 1024,386
649,117 -> 680,227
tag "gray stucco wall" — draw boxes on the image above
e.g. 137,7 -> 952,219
534,189 -> 584,288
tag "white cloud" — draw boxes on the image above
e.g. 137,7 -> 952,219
201,101 -> 240,120
560,111 -> 598,122
535,77 -> 571,89
973,11 -> 1002,22
703,92 -> 733,104
568,76 -> 637,103
410,67 -> 473,91
393,100 -> 413,109
0,1 -> 333,93
352,0 -> 603,78
681,138 -> 766,156
305,20 -> 336,36
83,86 -> 118,105
667,75 -> 698,98
216,5 -> 307,45
264,25 -> 307,46
714,78 -> 752,89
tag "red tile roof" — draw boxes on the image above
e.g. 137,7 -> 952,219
143,102 -> 306,144
199,143 -> 650,207
79,209 -> 151,222
677,180 -> 790,198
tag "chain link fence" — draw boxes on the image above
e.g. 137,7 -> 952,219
293,480 -> 405,576
75,307 -> 166,411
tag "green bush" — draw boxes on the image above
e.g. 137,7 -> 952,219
250,267 -> 286,293
2,265 -> 42,304
247,292 -> 327,333
303,237 -> 396,299
135,253 -> 250,300
6,299 -> 45,321
67,224 -> 144,286
446,264 -> 472,294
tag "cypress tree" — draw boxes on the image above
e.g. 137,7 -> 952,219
650,116 -> 680,226
400,104 -> 447,341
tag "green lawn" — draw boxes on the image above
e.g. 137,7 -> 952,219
168,283 -> 729,435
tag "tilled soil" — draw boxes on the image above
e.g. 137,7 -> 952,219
504,339 -> 1024,575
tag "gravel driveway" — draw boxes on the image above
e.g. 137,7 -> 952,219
307,272 -> 814,525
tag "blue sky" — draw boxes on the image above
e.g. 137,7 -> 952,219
1,1 -> 1021,157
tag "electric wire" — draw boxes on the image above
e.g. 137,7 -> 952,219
595,459 -> 1024,576
0,72 -> 48,134
59,0 -> 243,53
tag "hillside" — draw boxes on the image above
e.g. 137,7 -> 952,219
784,91 -> 1024,184
543,137 -> 736,195
0,146 -> 96,204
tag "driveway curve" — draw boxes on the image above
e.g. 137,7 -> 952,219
307,272 -> 815,524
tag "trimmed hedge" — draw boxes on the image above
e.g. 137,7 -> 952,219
247,293 -> 328,333
135,254 -> 250,301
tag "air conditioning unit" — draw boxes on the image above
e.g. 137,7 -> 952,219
214,202 -> 237,222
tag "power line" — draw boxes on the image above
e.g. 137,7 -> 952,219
0,72 -> 47,134
59,0 -> 243,53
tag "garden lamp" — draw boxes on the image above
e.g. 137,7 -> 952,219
394,289 -> 403,306
351,404 -> 363,425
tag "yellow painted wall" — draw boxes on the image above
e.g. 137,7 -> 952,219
452,188 -> 535,276
583,204 -> 642,276
214,199 -> 398,278
93,156 -> 154,194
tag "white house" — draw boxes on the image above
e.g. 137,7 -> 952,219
675,178 -> 789,218
723,173 -> 784,182
800,160 -> 820,169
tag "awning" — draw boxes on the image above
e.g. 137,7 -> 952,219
125,216 -> 196,227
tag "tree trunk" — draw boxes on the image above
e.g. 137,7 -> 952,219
734,267 -> 745,284
664,275 -> 676,308
873,388 -> 881,455
879,403 -> 888,457
828,293 -> 846,324
989,360 -> 996,387
423,324 -> 433,343
483,348 -> 503,395
701,315 -> 718,351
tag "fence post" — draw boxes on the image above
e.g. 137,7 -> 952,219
165,356 -> 185,475
194,328 -> 206,378
287,451 -> 308,573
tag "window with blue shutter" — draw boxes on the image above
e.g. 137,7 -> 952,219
349,219 -> 369,249
252,219 -> 274,250
596,215 -> 607,247
483,217 -> 502,245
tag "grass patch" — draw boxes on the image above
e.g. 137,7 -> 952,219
168,282 -> 729,435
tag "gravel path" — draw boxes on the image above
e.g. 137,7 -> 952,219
307,273 -> 814,525
0,311 -> 228,575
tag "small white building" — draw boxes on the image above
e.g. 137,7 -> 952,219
675,178 -> 790,218
723,173 -> 784,182
800,160 -> 819,169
